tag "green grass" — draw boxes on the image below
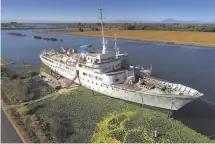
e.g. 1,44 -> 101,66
40,64 -> 52,74
28,87 -> 214,143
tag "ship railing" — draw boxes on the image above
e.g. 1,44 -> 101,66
150,77 -> 174,87
154,77 -> 199,96
149,77 -> 193,94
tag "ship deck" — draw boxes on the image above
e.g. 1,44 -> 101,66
118,83 -> 142,91
105,67 -> 129,75
117,76 -> 203,97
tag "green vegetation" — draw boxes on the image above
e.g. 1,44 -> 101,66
92,110 -> 214,143
34,36 -> 58,42
34,36 -> 42,39
70,22 -> 215,32
1,75 -> 32,103
16,105 -> 49,142
40,64 -> 52,74
27,87 -> 214,143
42,37 -> 57,41
1,64 -> 214,143
14,63 -> 32,68
1,57 -> 7,66
124,23 -> 215,32
1,65 -> 53,104
8,32 -> 26,36
1,66 -> 56,142
39,86 -> 55,97
2,22 -> 215,32
16,105 -> 29,116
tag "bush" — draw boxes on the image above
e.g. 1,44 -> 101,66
30,70 -> 39,77
40,64 -> 52,74
50,115 -> 74,142
11,73 -> 18,79
79,28 -> 84,32
16,105 -> 29,116
1,57 -> 7,66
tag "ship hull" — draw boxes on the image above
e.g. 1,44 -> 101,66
40,55 -> 197,110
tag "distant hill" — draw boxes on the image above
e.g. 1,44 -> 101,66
161,18 -> 215,24
161,18 -> 178,23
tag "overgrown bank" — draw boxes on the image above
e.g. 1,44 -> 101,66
27,87 -> 215,143
1,63 -> 215,143
1,62 -> 55,143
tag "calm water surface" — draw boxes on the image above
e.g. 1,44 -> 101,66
1,30 -> 215,139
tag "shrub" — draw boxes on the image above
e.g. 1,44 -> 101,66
16,105 -> 29,116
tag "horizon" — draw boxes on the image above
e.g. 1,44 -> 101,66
1,0 -> 215,23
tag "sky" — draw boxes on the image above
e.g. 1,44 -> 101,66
1,0 -> 215,23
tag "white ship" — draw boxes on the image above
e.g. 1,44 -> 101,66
40,9 -> 203,110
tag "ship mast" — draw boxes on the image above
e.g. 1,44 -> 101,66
99,8 -> 107,54
114,34 -> 118,52
114,36 -> 117,51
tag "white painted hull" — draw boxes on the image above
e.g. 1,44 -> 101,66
40,55 -> 197,110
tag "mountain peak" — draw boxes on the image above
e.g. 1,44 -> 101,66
161,18 -> 178,23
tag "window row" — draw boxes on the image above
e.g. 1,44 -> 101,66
42,56 -> 54,63
83,72 -> 103,81
56,66 -> 74,76
56,63 -> 74,71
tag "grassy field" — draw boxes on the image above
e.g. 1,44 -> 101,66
40,30 -> 215,48
27,86 -> 214,143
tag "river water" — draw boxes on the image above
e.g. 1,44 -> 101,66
1,30 -> 215,139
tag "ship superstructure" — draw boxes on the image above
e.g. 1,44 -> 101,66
40,9 -> 203,110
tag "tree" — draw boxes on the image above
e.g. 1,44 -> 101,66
96,23 -> 101,27
79,27 -> 84,32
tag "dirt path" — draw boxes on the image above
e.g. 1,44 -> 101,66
5,85 -> 79,108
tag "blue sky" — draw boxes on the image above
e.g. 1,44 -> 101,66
1,0 -> 215,23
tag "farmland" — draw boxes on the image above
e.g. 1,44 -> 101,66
40,30 -> 215,48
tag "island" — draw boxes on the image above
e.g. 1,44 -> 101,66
34,36 -> 42,39
8,33 -> 26,36
42,37 -> 57,41
33,36 -> 58,42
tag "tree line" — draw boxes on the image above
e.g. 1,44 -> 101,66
124,23 -> 215,32
2,21 -> 215,32
76,22 -> 215,32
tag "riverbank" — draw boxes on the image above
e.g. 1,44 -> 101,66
35,30 -> 215,48
1,28 -> 36,30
